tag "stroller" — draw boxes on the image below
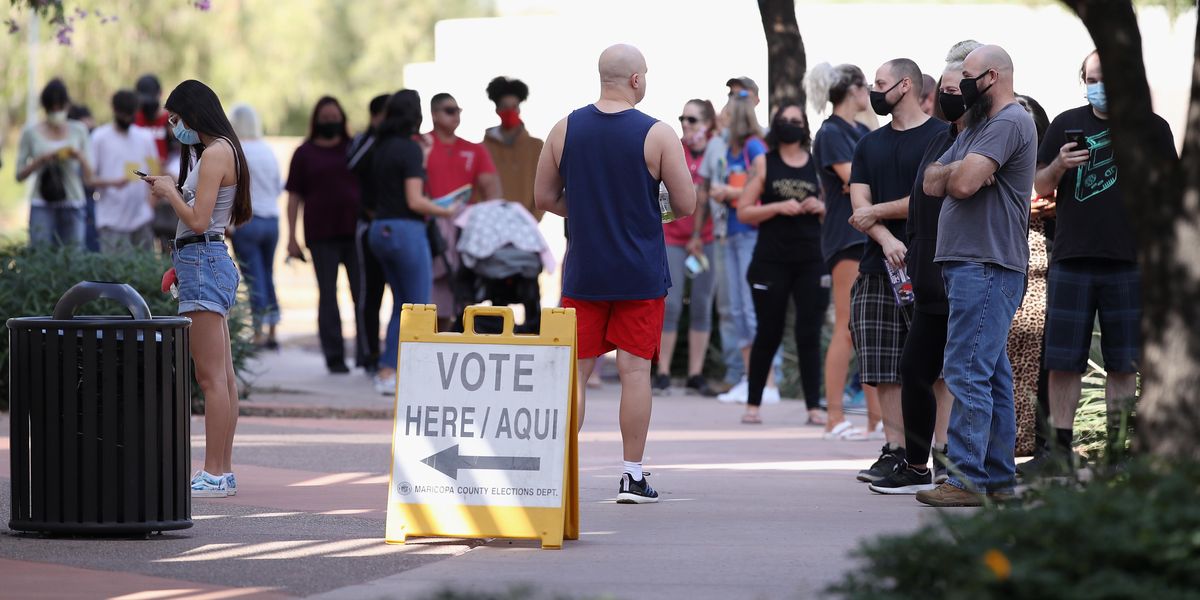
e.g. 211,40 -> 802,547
449,200 -> 553,334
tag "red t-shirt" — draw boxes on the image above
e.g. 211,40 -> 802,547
662,140 -> 714,246
134,111 -> 170,166
424,134 -> 497,199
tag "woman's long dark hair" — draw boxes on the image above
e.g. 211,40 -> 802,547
306,96 -> 351,142
765,100 -> 811,151
378,89 -> 423,138
164,79 -> 252,227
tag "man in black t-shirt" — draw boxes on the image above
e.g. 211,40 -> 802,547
1024,50 -> 1176,477
848,58 -> 949,485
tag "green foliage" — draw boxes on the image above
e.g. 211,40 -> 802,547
0,241 -> 256,412
2,0 -> 495,136
829,459 -> 1200,600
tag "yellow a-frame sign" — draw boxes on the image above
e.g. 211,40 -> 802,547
385,304 -> 579,549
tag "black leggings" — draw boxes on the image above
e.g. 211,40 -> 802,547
899,308 -> 947,466
747,259 -> 829,408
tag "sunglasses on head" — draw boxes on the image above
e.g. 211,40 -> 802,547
728,89 -> 751,99
678,115 -> 700,124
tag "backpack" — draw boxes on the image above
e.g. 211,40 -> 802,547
38,159 -> 68,203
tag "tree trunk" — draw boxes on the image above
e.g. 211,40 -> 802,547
1062,0 -> 1200,459
757,0 -> 806,116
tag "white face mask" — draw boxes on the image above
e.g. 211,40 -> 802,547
47,110 -> 68,125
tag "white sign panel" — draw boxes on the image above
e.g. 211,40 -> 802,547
390,342 -> 573,509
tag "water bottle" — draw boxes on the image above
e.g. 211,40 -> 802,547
659,182 -> 675,223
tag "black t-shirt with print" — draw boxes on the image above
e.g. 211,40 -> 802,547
850,117 -> 949,275
1038,105 -> 1175,264
753,150 -> 823,264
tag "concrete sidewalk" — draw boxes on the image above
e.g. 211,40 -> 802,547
0,343 -> 965,599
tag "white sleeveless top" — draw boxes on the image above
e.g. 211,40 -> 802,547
175,143 -> 238,238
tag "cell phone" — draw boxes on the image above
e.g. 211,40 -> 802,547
133,170 -> 148,177
1064,129 -> 1087,151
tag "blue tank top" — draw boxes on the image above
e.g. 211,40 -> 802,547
561,105 -> 668,300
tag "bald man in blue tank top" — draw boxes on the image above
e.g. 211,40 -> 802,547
535,44 -> 697,504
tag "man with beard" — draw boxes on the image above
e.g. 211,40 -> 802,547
847,59 -> 947,484
89,89 -> 159,251
917,45 -> 1037,507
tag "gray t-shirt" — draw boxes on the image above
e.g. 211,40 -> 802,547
934,103 -> 1036,274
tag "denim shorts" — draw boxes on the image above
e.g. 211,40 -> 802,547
172,241 -> 240,315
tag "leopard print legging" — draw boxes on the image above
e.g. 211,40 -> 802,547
1008,216 -> 1049,456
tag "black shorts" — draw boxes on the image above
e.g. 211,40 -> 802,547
1043,260 -> 1141,373
826,243 -> 865,273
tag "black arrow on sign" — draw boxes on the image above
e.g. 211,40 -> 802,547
420,444 -> 541,480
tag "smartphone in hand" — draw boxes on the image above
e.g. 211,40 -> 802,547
1064,129 -> 1087,151
133,170 -> 149,178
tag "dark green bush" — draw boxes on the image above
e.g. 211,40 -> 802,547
828,459 -> 1200,600
0,241 -> 256,412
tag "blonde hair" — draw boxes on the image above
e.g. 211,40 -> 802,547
945,40 -> 983,72
229,103 -> 263,140
804,62 -> 866,115
726,97 -> 762,151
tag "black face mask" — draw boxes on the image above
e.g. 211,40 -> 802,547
316,121 -> 343,139
869,80 -> 905,116
774,122 -> 808,145
938,91 -> 966,122
960,70 -> 995,109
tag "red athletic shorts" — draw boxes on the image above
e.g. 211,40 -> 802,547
562,296 -> 666,361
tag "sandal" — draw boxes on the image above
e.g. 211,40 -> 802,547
806,410 -> 828,426
741,413 -> 763,425
822,420 -> 867,441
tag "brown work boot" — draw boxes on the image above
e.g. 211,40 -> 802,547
916,482 -> 983,507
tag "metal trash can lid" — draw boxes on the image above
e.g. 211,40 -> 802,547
6,281 -> 190,331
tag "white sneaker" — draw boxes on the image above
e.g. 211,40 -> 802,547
191,470 -> 228,498
867,421 -> 886,441
718,378 -> 749,403
374,374 -> 396,396
762,387 -> 781,404
823,420 -> 868,441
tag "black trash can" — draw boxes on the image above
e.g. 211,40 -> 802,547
6,281 -> 193,535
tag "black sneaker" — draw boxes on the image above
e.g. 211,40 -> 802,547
868,463 -> 936,495
1017,450 -> 1077,480
857,445 -> 905,483
932,445 -> 949,484
652,373 -> 672,395
685,375 -> 717,397
617,473 -> 660,504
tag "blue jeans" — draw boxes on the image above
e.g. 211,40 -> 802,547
369,218 -> 432,371
29,204 -> 86,248
942,261 -> 1025,493
230,215 -> 281,328
723,230 -> 758,349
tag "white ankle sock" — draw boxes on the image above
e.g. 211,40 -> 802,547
623,461 -> 643,481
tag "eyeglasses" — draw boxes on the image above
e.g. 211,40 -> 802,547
678,115 -> 700,125
441,107 -> 462,116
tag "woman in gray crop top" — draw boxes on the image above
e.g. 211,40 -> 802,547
142,80 -> 253,499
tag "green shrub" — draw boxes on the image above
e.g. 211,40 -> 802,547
0,241 -> 256,412
828,459 -> 1200,600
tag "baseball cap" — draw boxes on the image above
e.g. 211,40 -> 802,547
725,76 -> 759,95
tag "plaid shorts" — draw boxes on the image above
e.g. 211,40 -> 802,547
850,273 -> 913,385
1044,260 -> 1141,373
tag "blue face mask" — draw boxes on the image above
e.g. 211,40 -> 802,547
1086,82 -> 1107,113
172,119 -> 201,146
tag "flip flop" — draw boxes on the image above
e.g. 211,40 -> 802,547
741,413 -> 763,425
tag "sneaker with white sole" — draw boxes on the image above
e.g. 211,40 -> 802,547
374,374 -> 396,397
224,473 -> 237,496
616,473 -> 660,504
823,420 -> 867,441
762,386 -> 781,404
718,378 -> 749,403
868,464 -> 936,495
191,470 -> 228,498
866,421 -> 886,441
